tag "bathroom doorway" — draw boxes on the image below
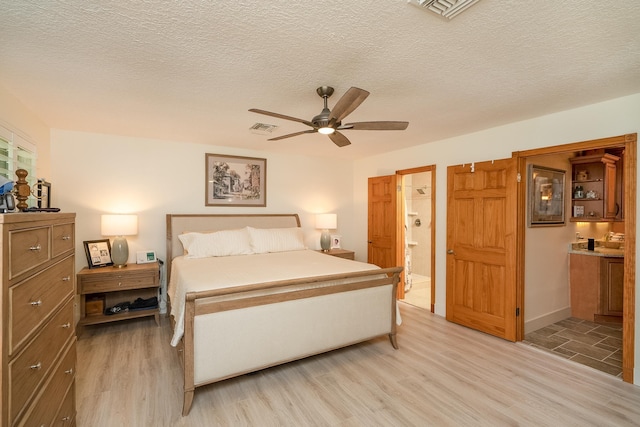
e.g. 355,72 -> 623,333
398,166 -> 435,312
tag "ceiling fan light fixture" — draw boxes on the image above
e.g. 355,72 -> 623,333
318,127 -> 335,135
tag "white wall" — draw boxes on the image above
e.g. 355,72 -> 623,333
0,84 -> 51,179
49,130 -> 356,274
354,93 -> 640,384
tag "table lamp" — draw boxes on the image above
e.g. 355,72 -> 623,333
316,213 -> 337,252
101,214 -> 138,268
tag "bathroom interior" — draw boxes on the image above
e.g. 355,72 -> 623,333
401,172 -> 432,310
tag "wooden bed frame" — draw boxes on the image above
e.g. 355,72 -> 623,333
166,214 -> 403,416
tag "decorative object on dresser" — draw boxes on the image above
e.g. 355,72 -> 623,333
76,261 -> 160,336
0,212 -> 77,426
330,234 -> 341,249
101,214 -> 138,267
205,153 -> 266,207
315,213 -> 337,251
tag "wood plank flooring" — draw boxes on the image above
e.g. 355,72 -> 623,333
76,303 -> 640,426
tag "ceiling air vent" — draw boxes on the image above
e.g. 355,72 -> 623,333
250,122 -> 278,135
408,0 -> 481,20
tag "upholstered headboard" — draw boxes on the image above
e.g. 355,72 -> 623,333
165,214 -> 301,279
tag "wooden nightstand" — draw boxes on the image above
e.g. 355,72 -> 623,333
317,249 -> 355,260
77,262 -> 160,335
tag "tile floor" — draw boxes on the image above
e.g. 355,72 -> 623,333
522,317 -> 623,377
402,274 -> 430,309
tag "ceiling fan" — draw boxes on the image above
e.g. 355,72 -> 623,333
249,86 -> 409,147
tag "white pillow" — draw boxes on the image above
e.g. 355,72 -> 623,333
247,227 -> 306,253
178,228 -> 253,258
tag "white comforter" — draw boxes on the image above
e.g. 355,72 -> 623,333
168,249 -> 382,346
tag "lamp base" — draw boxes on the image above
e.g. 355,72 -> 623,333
320,230 -> 331,252
111,236 -> 129,268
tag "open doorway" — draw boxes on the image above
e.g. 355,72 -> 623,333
516,134 -> 636,382
397,166 -> 436,312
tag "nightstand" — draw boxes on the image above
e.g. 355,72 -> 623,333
317,249 -> 355,260
76,262 -> 160,336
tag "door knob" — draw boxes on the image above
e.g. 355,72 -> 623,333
447,249 -> 455,255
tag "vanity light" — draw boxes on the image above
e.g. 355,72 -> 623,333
101,214 -> 138,268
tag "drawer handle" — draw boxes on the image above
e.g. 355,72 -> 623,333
29,244 -> 42,251
65,368 -> 74,375
62,276 -> 71,281
61,322 -> 71,329
30,300 -> 42,307
61,416 -> 71,421
30,362 -> 42,370
62,235 -> 71,240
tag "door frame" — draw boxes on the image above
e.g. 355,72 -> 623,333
397,165 -> 437,312
514,133 -> 636,383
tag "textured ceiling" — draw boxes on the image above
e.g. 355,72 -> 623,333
1,1 -> 640,159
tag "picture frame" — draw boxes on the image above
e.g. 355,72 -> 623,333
331,234 -> 342,249
36,180 -> 51,208
528,164 -> 566,227
83,239 -> 113,268
205,153 -> 266,207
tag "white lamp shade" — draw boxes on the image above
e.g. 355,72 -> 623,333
101,214 -> 138,236
315,213 -> 337,230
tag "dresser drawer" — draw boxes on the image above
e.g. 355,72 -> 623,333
9,256 -> 75,355
8,226 -> 51,280
18,340 -> 76,427
9,299 -> 74,424
80,270 -> 157,294
52,222 -> 74,258
52,381 -> 75,426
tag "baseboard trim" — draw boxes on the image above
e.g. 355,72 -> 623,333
524,307 -> 572,335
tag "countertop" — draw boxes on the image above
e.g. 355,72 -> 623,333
568,242 -> 624,258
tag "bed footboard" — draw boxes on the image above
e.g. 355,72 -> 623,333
179,266 -> 402,416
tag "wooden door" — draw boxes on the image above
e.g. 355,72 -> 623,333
368,175 -> 404,298
446,158 -> 518,341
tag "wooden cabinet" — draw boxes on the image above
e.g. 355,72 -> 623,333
569,253 -> 623,322
570,152 -> 620,221
600,257 -> 624,317
77,262 -> 160,335
317,249 -> 355,260
0,212 -> 76,427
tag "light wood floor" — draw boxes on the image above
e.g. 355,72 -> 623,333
76,303 -> 640,426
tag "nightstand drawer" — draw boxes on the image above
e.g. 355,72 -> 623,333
9,256 -> 75,355
80,270 -> 157,294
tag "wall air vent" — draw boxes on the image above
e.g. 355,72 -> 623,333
408,0 -> 481,20
250,123 -> 278,135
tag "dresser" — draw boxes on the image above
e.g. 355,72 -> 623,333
0,213 -> 76,426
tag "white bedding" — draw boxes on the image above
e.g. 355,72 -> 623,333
168,249 -> 383,346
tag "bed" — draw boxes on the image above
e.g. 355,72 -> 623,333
166,214 -> 403,416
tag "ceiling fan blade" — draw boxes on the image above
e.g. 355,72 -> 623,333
268,129 -> 317,141
249,109 -> 315,128
328,87 -> 370,125
341,121 -> 409,131
328,131 -> 351,147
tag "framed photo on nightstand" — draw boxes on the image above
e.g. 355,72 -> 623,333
330,234 -> 341,249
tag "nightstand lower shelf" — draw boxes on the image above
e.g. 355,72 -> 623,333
78,308 -> 160,327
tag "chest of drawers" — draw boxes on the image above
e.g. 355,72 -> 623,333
0,213 -> 76,427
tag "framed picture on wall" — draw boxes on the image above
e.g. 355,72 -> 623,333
205,153 -> 266,207
528,164 -> 566,227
